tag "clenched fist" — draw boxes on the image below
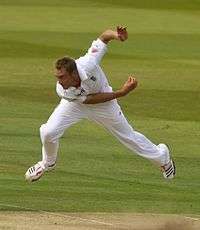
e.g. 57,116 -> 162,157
117,26 -> 128,41
120,76 -> 138,96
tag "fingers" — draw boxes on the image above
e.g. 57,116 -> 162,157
128,76 -> 138,89
122,75 -> 138,95
117,26 -> 127,34
128,76 -> 133,82
117,26 -> 128,41
128,76 -> 137,82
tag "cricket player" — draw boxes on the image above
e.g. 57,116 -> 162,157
25,26 -> 176,182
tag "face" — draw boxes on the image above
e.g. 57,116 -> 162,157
54,67 -> 72,89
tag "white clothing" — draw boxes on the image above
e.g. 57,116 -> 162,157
40,38 -> 170,169
56,39 -> 112,102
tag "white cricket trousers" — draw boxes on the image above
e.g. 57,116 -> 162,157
40,99 -> 170,168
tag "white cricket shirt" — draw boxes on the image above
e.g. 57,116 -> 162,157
56,38 -> 113,103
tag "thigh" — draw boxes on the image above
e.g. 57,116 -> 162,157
89,100 -> 134,135
46,99 -> 87,132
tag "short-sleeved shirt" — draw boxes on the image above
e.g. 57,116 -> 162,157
56,39 -> 113,103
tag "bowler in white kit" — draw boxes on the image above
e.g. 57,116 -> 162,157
25,26 -> 176,182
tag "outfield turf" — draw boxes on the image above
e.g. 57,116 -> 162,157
0,0 -> 200,215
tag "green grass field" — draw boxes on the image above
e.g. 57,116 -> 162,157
0,0 -> 200,215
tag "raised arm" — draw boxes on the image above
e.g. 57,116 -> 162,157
83,76 -> 137,104
99,26 -> 128,44
86,26 -> 128,64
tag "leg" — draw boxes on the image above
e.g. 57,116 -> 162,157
89,101 -> 170,166
25,99 -> 87,182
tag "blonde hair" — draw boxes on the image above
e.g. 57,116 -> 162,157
55,56 -> 77,74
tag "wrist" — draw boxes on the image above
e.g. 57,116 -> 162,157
114,89 -> 126,98
112,31 -> 120,40
99,30 -> 118,44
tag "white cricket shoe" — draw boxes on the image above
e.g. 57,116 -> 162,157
159,143 -> 176,179
161,159 -> 176,179
25,161 -> 56,182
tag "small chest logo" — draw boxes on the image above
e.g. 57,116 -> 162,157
80,88 -> 85,95
77,88 -> 86,96
90,76 -> 96,81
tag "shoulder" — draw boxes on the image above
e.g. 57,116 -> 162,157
76,55 -> 97,72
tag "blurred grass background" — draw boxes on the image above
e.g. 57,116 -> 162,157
0,0 -> 199,214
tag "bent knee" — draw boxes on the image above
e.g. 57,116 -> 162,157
40,124 -> 58,143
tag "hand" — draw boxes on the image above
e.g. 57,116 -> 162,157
117,26 -> 128,41
120,76 -> 138,96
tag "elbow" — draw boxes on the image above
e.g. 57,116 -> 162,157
99,29 -> 113,44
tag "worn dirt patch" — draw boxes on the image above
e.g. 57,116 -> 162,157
0,212 -> 199,230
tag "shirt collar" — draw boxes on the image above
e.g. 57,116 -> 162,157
75,60 -> 88,81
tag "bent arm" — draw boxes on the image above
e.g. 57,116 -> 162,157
83,91 -> 123,104
99,26 -> 128,44
86,26 -> 127,65
83,76 -> 137,104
